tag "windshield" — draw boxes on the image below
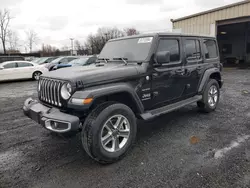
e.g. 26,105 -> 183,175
99,37 -> 153,61
50,57 -> 64,64
69,57 -> 89,66
32,58 -> 40,63
36,57 -> 48,64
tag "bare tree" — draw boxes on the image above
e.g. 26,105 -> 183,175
61,45 -> 69,51
85,27 -> 125,54
26,30 -> 38,52
7,30 -> 19,51
40,44 -> 59,56
124,27 -> 140,36
75,40 -> 87,55
0,9 -> 12,54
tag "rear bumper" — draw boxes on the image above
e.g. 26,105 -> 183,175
23,98 -> 80,133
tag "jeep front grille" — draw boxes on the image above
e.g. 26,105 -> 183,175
39,77 -> 63,107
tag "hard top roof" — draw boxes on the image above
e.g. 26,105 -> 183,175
109,32 -> 215,42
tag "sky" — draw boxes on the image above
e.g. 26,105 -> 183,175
1,0 -> 243,52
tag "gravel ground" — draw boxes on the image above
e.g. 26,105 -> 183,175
0,69 -> 250,188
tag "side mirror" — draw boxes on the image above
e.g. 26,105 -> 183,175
156,51 -> 170,65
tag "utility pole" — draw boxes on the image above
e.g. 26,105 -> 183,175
70,38 -> 74,55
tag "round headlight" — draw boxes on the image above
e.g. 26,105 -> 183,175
61,83 -> 72,100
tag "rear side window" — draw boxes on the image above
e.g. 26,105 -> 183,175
3,62 -> 17,69
17,62 -> 33,67
157,39 -> 180,63
203,40 -> 218,59
185,39 -> 202,61
185,40 -> 196,61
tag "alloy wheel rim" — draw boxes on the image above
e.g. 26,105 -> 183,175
208,85 -> 218,107
34,73 -> 41,80
101,115 -> 130,153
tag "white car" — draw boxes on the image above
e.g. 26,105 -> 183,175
0,61 -> 48,82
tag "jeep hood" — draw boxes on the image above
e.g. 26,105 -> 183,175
42,63 -> 142,86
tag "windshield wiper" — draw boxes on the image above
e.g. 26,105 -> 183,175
113,57 -> 128,65
97,58 -> 109,64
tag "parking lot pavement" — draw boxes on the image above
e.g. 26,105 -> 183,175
0,69 -> 250,188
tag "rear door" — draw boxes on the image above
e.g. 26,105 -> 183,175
182,37 -> 203,97
16,62 -> 35,79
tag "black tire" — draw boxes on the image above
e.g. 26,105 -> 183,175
81,102 -> 137,164
32,71 -> 42,80
197,79 -> 220,113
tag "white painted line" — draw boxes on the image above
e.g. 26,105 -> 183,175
214,135 -> 250,159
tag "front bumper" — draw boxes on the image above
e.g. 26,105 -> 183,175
23,98 -> 80,133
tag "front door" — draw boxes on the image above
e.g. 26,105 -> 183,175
182,38 -> 204,97
0,62 -> 18,81
151,37 -> 186,109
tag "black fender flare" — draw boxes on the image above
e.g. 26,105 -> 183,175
198,68 -> 221,93
70,83 -> 144,113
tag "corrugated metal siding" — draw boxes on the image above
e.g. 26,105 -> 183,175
173,1 -> 250,36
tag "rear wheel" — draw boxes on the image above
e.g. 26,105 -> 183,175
81,102 -> 137,164
32,71 -> 42,80
197,79 -> 220,113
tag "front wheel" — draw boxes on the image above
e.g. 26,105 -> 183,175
197,79 -> 220,113
81,102 -> 137,164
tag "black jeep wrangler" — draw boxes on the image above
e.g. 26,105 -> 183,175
23,33 -> 223,163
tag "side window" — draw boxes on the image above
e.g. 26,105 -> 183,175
185,40 -> 196,61
3,63 -> 17,69
157,39 -> 180,63
203,40 -> 218,59
185,39 -> 202,62
17,62 -> 33,67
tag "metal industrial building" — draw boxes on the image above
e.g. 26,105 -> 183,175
171,0 -> 250,67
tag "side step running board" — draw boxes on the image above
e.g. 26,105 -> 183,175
140,95 -> 202,120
